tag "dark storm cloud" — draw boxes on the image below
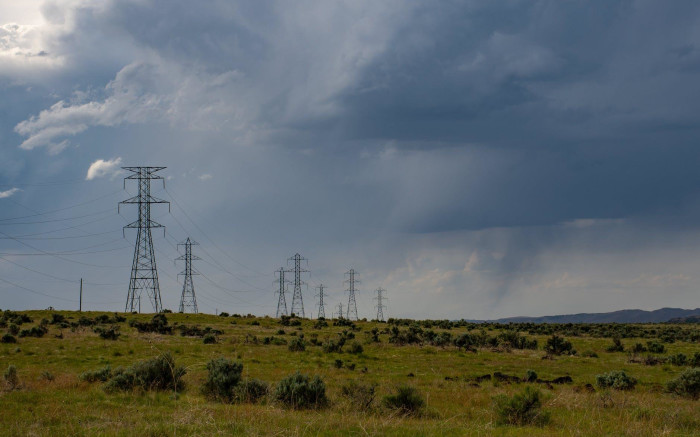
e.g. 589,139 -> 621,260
1,1 -> 700,317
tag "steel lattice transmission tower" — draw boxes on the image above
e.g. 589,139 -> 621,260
288,253 -> 308,317
177,238 -> 200,313
335,302 -> 344,320
119,167 -> 169,313
275,267 -> 290,317
315,284 -> 327,319
374,287 -> 387,322
344,269 -> 360,321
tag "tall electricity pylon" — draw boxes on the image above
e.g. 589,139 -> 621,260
288,253 -> 308,317
315,284 -> 327,319
344,269 -> 359,321
374,287 -> 387,322
275,267 -> 290,317
119,167 -> 169,313
177,238 -> 200,313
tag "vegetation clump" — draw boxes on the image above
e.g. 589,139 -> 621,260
104,352 -> 185,392
544,334 -> 574,355
202,357 -> 243,402
596,371 -> 637,390
341,381 -> 376,411
383,385 -> 425,415
1,333 -> 17,343
203,334 -> 217,344
493,386 -> 550,426
94,325 -> 120,340
347,341 -> 363,354
606,337 -> 625,352
234,378 -> 269,403
79,365 -> 114,383
287,337 -> 306,352
129,314 -> 173,334
274,372 -> 328,409
4,364 -> 19,390
19,325 -> 48,338
666,367 -> 700,399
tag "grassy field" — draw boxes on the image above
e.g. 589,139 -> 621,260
0,310 -> 698,436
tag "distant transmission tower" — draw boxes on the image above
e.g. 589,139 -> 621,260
177,238 -> 200,313
336,302 -> 344,320
119,167 -> 169,313
374,287 -> 387,322
344,269 -> 360,321
315,284 -> 327,319
288,253 -> 308,317
275,267 -> 290,317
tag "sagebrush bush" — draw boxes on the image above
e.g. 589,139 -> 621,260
201,357 -> 243,402
341,381 -> 376,411
646,341 -> 665,354
382,385 -> 424,415
94,325 -> 120,340
203,334 -> 217,344
128,314 -> 172,334
104,352 -> 185,392
524,369 -> 538,382
4,364 -> 18,389
544,335 -> 573,355
274,372 -> 328,409
287,337 -> 306,352
1,333 -> 17,343
666,367 -> 699,399
605,337 -> 625,353
234,378 -> 269,403
596,371 -> 637,390
347,341 -> 363,354
322,339 -> 342,353
79,365 -> 113,383
493,386 -> 550,426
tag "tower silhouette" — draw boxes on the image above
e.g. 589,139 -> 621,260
315,284 -> 327,319
119,167 -> 169,313
288,253 -> 308,317
374,287 -> 387,322
344,269 -> 359,320
177,238 -> 200,313
275,267 -> 289,317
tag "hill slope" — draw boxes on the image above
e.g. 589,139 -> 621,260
493,307 -> 700,324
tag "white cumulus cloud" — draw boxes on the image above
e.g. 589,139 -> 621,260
0,188 -> 21,198
86,157 -> 122,180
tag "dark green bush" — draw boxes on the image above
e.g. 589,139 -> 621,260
347,341 -> 363,354
646,341 -> 665,354
382,385 -> 424,415
322,339 -> 343,353
493,386 -> 550,426
203,334 -> 217,344
128,314 -> 172,334
666,367 -> 699,399
524,370 -> 538,382
274,372 -> 328,409
201,357 -> 243,402
606,337 -> 625,353
104,352 -> 185,392
544,335 -> 573,355
341,381 -> 376,411
94,325 -> 120,340
1,333 -> 17,343
8,324 -> 19,336
234,378 -> 269,403
596,371 -> 637,390
288,337 -> 306,352
219,312 -> 230,317
668,353 -> 688,366
19,325 -> 48,338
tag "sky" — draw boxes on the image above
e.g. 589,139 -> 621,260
0,0 -> 699,319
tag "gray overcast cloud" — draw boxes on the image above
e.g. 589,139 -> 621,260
0,0 -> 699,319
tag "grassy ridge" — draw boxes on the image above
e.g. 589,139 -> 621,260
0,310 -> 698,436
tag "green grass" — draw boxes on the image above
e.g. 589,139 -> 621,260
0,310 -> 698,436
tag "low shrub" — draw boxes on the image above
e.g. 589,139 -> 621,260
203,334 -> 217,344
544,335 -> 574,356
341,381 -> 376,411
219,312 -> 230,317
596,371 -> 637,390
288,337 -> 306,352
19,325 -> 48,338
646,341 -> 665,354
234,378 -> 269,403
274,372 -> 328,409
382,385 -> 424,415
322,339 -> 343,353
4,364 -> 18,389
128,314 -> 172,335
104,352 -> 185,392
524,370 -> 538,383
94,325 -> 120,340
347,341 -> 363,354
79,365 -> 114,383
668,353 -> 688,366
493,386 -> 550,426
1,333 -> 17,344
201,357 -> 243,402
41,370 -> 55,382
666,367 -> 699,399
606,337 -> 625,353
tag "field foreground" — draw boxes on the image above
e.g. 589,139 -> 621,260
0,310 -> 698,436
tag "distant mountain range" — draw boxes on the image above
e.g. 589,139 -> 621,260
486,307 -> 700,324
